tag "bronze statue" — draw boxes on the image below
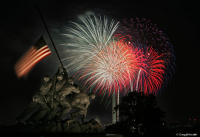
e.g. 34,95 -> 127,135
16,66 -> 99,132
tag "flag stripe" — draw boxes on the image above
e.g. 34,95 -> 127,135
17,47 -> 50,74
16,46 -> 51,75
15,45 -> 51,78
16,45 -> 50,71
18,47 -> 50,73
15,45 -> 49,70
16,50 -> 51,77
17,51 -> 51,77
15,47 -> 35,69
15,47 -> 36,70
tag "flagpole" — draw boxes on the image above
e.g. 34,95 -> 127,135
35,5 -> 68,77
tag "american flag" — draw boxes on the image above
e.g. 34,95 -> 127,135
15,36 -> 51,78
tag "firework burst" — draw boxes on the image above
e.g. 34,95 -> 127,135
135,47 -> 166,95
115,17 -> 175,94
62,12 -> 119,75
78,40 -> 143,96
62,13 -> 174,96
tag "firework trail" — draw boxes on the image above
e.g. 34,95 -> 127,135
62,12 -> 119,76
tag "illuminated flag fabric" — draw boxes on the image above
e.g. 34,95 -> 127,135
15,36 -> 51,78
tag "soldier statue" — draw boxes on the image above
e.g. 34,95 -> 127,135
70,92 -> 95,122
16,66 -> 96,131
16,75 -> 52,124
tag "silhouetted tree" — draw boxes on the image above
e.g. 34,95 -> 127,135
108,91 -> 165,136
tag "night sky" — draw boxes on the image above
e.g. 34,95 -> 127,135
0,0 -> 199,125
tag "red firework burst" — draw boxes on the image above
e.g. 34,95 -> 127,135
114,17 -> 175,95
135,47 -> 165,95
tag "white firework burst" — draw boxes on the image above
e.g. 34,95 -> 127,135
62,12 -> 119,76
